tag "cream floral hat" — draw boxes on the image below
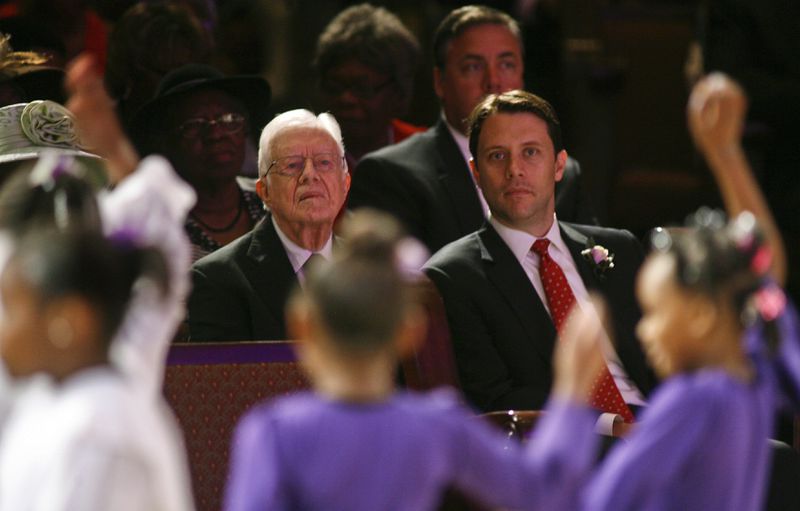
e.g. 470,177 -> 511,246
0,100 -> 101,163
0,100 -> 104,185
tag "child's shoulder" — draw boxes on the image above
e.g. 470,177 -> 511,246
391,388 -> 485,433
652,369 -> 755,415
245,391 -> 324,422
392,387 -> 469,414
244,388 -> 469,427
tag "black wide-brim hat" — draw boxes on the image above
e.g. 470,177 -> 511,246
130,64 -> 271,153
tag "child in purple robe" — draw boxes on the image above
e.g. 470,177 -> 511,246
224,209 -> 609,511
555,73 -> 800,511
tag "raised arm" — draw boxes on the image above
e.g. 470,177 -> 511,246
687,73 -> 787,285
64,53 -> 140,185
64,53 -> 196,393
551,299 -> 608,407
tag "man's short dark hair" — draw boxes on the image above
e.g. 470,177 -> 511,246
432,5 -> 522,70
467,89 -> 563,158
314,3 -> 420,100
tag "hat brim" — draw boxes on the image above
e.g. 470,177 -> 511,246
0,147 -> 107,187
130,76 -> 272,152
0,146 -> 100,165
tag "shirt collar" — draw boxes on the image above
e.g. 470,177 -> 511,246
490,213 -> 569,266
271,216 -> 334,273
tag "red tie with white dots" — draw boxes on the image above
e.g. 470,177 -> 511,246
531,239 -> 635,423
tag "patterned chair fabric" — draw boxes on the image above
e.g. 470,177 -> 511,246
401,276 -> 461,391
163,342 -> 309,511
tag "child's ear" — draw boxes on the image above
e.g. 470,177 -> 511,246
286,297 -> 311,342
286,297 -> 323,376
687,295 -> 719,339
394,305 -> 427,360
47,297 -> 99,351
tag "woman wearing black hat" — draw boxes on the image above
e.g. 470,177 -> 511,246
132,64 -> 271,261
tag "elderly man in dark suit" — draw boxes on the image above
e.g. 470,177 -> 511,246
424,90 -> 656,426
187,110 -> 351,341
348,5 -> 594,255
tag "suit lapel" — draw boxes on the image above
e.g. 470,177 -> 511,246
242,216 -> 298,332
433,120 -> 485,236
479,224 -> 557,365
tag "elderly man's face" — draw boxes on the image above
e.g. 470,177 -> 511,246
162,89 -> 247,188
471,112 -> 566,237
434,23 -> 523,134
258,127 -> 350,229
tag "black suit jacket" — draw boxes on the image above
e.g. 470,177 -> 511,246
423,221 -> 656,412
188,214 -> 297,341
349,119 -> 595,255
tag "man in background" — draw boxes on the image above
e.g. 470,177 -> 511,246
348,4 -> 594,255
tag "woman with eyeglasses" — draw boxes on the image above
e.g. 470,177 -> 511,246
131,64 -> 272,262
314,4 -> 424,169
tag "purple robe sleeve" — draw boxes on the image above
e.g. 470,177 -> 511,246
767,297 -> 800,406
581,384 -> 712,510
450,398 -> 599,510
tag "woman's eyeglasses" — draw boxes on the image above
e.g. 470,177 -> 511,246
176,113 -> 246,139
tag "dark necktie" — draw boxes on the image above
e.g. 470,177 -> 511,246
531,239 -> 635,423
302,253 -> 325,278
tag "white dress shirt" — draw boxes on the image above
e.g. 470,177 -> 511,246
490,214 -> 647,429
272,216 -> 333,284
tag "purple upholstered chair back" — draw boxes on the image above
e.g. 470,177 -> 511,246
163,342 -> 310,511
401,276 -> 461,391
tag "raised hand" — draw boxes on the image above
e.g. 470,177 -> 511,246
686,72 -> 786,285
552,297 -> 608,405
687,72 -> 747,160
65,53 -> 139,184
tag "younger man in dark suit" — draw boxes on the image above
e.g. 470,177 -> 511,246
424,90 -> 656,426
348,5 -> 594,255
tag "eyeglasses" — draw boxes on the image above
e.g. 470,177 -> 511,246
175,113 -> 246,139
267,152 -> 345,177
320,78 -> 394,100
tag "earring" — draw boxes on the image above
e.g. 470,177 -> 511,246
47,316 -> 74,349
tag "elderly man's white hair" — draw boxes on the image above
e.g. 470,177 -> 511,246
257,109 -> 346,178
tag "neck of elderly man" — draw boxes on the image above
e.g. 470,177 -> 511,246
272,213 -> 336,252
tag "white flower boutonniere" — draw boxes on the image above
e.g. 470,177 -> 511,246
581,240 -> 615,280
